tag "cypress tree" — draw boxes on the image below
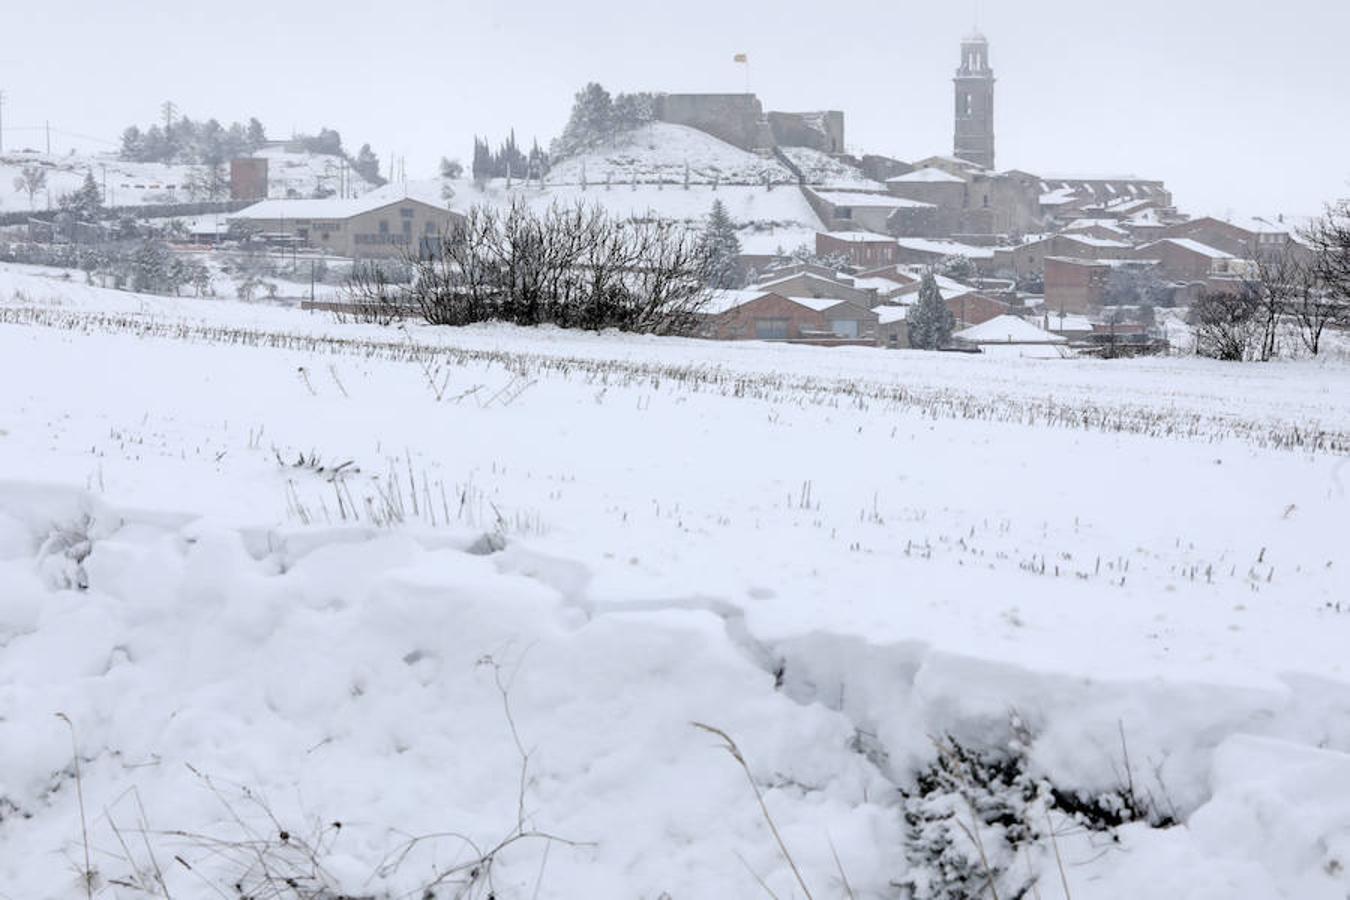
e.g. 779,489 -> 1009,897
907,272 -> 955,350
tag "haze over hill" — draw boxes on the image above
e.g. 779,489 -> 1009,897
4,0 -> 1348,217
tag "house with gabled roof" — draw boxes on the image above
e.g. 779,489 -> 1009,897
231,192 -> 462,259
702,289 -> 879,345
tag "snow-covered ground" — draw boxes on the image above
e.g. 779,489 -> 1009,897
0,148 -> 376,213
1,262 -> 1349,898
545,123 -> 791,186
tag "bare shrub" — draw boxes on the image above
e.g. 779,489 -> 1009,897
345,200 -> 713,335
1190,289 -> 1262,361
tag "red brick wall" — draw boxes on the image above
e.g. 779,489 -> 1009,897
947,292 -> 1009,327
816,233 -> 899,269
1044,257 -> 1109,313
711,294 -> 828,340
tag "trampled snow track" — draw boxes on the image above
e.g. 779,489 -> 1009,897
2,304 -> 1346,455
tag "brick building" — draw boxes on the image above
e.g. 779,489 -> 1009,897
1002,234 -> 1133,279
1135,238 -> 1236,282
1044,257 -> 1111,314
704,291 -> 879,344
816,231 -> 900,269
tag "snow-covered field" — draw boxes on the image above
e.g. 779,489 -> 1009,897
1,262 -> 1349,898
0,148 -> 376,213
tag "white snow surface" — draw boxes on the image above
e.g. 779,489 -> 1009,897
545,123 -> 791,187
0,148 -> 377,212
1,263 -> 1350,898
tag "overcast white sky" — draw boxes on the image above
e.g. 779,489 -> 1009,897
5,0 -> 1348,217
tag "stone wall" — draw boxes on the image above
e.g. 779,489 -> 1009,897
767,111 -> 845,153
652,94 -> 769,151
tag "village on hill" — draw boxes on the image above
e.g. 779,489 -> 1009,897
3,32 -> 1344,361
4,17 -> 1350,900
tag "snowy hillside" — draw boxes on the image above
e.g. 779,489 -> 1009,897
546,122 -> 792,186
433,175 -> 825,253
1,262 -> 1349,898
779,146 -> 883,190
0,148 -> 377,213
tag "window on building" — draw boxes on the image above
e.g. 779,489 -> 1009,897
755,318 -> 790,340
829,319 -> 860,338
378,220 -> 389,234
836,207 -> 852,220
400,207 -> 414,219
424,222 -> 438,235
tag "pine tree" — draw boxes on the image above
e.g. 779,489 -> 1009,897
353,144 -> 385,186
120,126 -> 145,161
439,157 -> 464,180
907,272 -> 955,350
59,172 -> 104,222
700,200 -> 743,288
555,83 -> 613,157
246,117 -> 267,149
471,137 -> 493,183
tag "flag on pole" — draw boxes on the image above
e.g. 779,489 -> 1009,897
733,53 -> 748,63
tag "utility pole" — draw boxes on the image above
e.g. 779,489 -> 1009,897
45,121 -> 50,154
0,90 -> 6,153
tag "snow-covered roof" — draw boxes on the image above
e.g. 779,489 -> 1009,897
755,271 -> 862,293
1040,188 -> 1079,206
786,296 -> 851,313
886,167 -> 966,184
1124,209 -> 1166,227
820,231 -> 896,243
1063,235 -> 1132,249
1146,238 -> 1235,259
1065,219 -> 1129,236
812,191 -> 935,209
852,276 -> 907,294
956,315 -> 1067,344
701,288 -> 777,315
895,238 -> 996,260
1040,173 -> 1152,183
873,305 -> 909,324
232,192 -> 444,221
1043,312 -> 1095,333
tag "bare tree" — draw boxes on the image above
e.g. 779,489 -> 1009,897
13,165 -> 48,209
1298,201 -> 1350,353
1304,200 -> 1350,298
1190,289 -> 1262,361
345,201 -> 712,334
1248,243 -> 1342,357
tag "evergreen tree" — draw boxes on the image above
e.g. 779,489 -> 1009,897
471,137 -> 493,183
224,122 -> 248,159
440,157 -> 464,180
59,172 -> 104,221
246,117 -> 267,149
555,83 -> 614,157
528,139 -> 550,179
699,200 -> 743,288
353,143 -> 385,185
612,92 -> 655,132
907,272 -> 955,350
120,126 -> 145,161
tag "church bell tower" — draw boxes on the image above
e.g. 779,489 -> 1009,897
954,32 -> 996,170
